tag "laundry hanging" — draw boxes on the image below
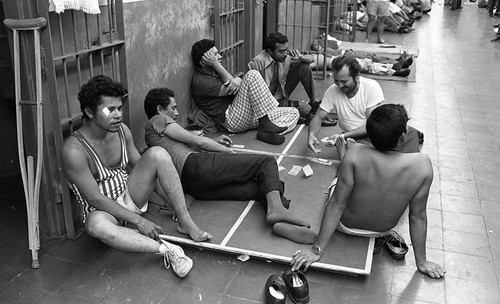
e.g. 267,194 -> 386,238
48,0 -> 104,14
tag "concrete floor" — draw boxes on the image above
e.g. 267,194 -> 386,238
1,2 -> 500,303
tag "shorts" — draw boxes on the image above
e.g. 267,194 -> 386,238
337,221 -> 389,238
116,188 -> 148,215
366,0 -> 390,17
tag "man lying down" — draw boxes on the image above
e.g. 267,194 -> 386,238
143,88 -> 312,241
284,104 -> 445,279
308,43 -> 414,77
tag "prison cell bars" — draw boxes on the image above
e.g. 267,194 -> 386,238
37,0 -> 128,237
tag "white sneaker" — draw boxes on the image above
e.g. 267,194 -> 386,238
160,239 -> 193,277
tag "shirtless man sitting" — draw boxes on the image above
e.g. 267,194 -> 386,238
143,88 -> 310,242
288,104 -> 445,279
62,76 -> 211,277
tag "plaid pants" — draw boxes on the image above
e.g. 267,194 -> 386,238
224,70 -> 299,134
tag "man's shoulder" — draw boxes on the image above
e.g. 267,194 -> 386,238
408,152 -> 432,170
324,83 -> 341,95
252,50 -> 269,62
61,132 -> 87,167
249,51 -> 271,69
360,76 -> 382,89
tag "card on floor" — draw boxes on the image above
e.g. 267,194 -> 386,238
287,165 -> 302,176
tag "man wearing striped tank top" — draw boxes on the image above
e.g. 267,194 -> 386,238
62,76 -> 211,277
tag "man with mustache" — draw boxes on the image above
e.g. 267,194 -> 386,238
307,55 -> 421,154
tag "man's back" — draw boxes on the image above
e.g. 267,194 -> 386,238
340,143 -> 433,232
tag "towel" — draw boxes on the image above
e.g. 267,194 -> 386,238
49,0 -> 101,14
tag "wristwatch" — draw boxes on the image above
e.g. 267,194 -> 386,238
312,244 -> 322,256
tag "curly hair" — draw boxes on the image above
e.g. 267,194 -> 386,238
367,104 -> 409,151
263,32 -> 288,51
191,39 -> 215,68
144,88 -> 175,119
331,55 -> 362,79
78,75 -> 128,120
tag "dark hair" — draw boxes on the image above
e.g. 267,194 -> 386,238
191,39 -> 216,68
263,32 -> 288,51
331,55 -> 362,79
144,88 -> 175,119
78,75 -> 127,120
366,104 -> 409,151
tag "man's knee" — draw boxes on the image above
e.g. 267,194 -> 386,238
244,69 -> 261,83
85,211 -> 119,241
296,62 -> 313,78
142,146 -> 173,165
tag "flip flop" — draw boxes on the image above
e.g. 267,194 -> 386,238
385,230 -> 409,260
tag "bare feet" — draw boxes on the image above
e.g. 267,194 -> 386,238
177,222 -> 213,242
266,210 -> 310,228
336,137 -> 357,160
273,222 -> 317,244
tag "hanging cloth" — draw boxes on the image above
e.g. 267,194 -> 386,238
49,0 -> 101,14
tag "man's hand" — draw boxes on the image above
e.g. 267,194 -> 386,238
308,134 -> 322,153
290,249 -> 321,272
136,217 -> 163,240
417,261 -> 446,279
289,49 -> 303,61
225,77 -> 242,95
215,134 -> 233,147
328,133 -> 344,147
201,51 -> 220,68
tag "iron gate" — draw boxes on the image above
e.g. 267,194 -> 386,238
277,0 -> 357,79
213,0 -> 252,75
36,0 -> 128,237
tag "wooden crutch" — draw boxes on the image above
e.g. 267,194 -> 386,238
3,17 -> 47,269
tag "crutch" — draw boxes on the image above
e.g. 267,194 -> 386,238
3,17 -> 47,269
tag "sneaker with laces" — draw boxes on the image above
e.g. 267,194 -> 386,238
160,239 -> 193,277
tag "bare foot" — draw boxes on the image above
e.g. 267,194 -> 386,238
266,210 -> 310,228
337,137 -> 356,160
377,39 -> 386,44
177,222 -> 213,242
273,222 -> 317,244
346,137 -> 356,148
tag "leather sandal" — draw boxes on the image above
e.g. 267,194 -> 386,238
385,230 -> 409,260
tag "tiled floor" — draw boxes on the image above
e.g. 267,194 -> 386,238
1,2 -> 500,303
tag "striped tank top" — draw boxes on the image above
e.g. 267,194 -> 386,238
67,125 -> 129,223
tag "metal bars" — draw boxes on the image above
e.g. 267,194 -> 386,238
214,0 -> 247,75
277,0 -> 357,79
48,0 -> 125,132
36,0 -> 128,236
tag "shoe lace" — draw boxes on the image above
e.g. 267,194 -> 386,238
163,250 -> 171,269
163,248 -> 183,270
